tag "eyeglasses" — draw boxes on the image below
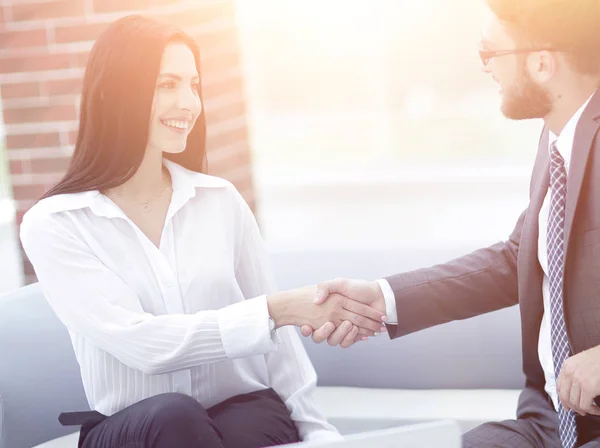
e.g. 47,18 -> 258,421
479,48 -> 556,66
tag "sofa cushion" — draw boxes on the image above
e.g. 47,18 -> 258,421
0,283 -> 89,448
313,386 -> 520,435
32,432 -> 79,448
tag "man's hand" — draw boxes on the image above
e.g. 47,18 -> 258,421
267,285 -> 386,337
300,278 -> 387,347
557,345 -> 600,416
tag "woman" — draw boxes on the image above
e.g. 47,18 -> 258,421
20,15 -> 386,448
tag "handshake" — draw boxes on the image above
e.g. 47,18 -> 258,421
266,278 -> 388,348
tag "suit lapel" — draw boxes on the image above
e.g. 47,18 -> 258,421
519,128 -> 548,294
518,128 -> 549,372
564,92 -> 600,255
531,130 -> 550,213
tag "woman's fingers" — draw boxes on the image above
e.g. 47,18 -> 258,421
326,321 -> 354,346
340,325 -> 360,348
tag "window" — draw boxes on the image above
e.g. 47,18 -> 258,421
236,0 -> 540,251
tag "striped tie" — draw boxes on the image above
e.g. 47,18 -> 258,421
546,142 -> 577,448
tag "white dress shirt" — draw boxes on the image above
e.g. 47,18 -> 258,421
379,93 -> 594,412
537,94 -> 593,410
20,159 -> 340,442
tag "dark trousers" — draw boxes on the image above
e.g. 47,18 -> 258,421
462,388 -> 600,448
76,388 -> 300,448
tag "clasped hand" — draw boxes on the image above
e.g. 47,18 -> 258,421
298,278 -> 388,348
268,279 -> 387,348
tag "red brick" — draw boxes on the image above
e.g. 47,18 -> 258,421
201,50 -> 240,75
68,130 -> 78,145
218,164 -> 253,190
30,157 -> 70,174
196,2 -> 236,25
9,160 -> 25,175
6,132 -> 61,149
208,144 -> 251,174
16,198 -> 38,214
0,82 -> 41,99
0,29 -> 47,49
206,125 -> 248,150
12,183 -> 47,201
16,210 -> 27,226
11,0 -> 85,22
238,187 -> 255,212
69,52 -> 89,68
205,99 -> 245,125
0,53 -> 71,74
3,104 -> 77,124
157,2 -> 235,28
196,27 -> 239,53
203,75 -> 244,101
92,0 -> 177,14
92,0 -> 144,12
54,22 -> 108,44
44,78 -> 82,96
155,10 -> 206,28
235,180 -> 256,204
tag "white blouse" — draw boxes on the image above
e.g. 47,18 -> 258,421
20,159 -> 340,442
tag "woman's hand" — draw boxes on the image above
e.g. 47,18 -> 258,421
266,285 -> 387,336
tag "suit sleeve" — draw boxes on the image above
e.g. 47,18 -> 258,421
384,208 -> 525,338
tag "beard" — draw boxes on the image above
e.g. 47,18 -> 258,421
500,66 -> 553,120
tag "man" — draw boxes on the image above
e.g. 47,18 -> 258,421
301,0 -> 600,446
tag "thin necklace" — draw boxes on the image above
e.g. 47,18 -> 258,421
111,184 -> 172,213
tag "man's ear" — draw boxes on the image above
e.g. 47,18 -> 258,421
531,50 -> 557,83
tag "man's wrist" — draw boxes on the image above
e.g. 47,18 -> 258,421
375,279 -> 397,324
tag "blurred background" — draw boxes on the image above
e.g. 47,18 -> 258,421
0,0 -> 542,294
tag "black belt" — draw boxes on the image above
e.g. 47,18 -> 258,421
59,410 -> 105,426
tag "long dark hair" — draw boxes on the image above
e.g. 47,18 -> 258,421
41,15 -> 206,200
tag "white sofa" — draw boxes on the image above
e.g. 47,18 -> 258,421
0,247 -> 523,448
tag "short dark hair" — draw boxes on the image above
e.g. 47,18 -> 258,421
42,15 -> 206,200
486,0 -> 600,75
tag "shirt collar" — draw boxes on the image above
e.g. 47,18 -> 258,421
549,90 -> 596,173
36,159 -> 229,218
163,158 -> 228,196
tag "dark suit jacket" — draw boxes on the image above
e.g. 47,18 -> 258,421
385,90 -> 600,444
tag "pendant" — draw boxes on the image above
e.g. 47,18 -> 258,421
143,204 -> 151,213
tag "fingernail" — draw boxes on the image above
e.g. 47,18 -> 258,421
362,336 -> 369,341
381,316 -> 388,322
373,332 -> 380,336
380,326 -> 387,333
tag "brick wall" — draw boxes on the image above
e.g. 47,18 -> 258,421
0,0 -> 254,284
